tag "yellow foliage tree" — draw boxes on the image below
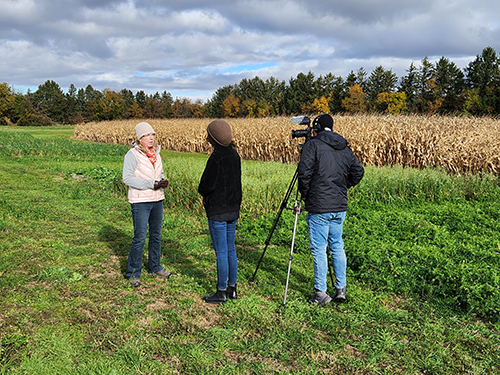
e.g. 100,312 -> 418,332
128,102 -> 143,118
245,99 -> 257,118
223,93 -> 240,118
0,82 -> 15,125
342,84 -> 367,113
311,95 -> 331,114
376,92 -> 409,114
256,101 -> 270,117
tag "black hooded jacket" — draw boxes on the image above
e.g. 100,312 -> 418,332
297,130 -> 364,213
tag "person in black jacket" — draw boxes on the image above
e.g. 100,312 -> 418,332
198,120 -> 242,304
298,113 -> 364,306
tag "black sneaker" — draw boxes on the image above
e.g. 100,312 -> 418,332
308,289 -> 332,306
332,286 -> 346,303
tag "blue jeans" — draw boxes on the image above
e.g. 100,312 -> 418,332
306,211 -> 347,292
126,200 -> 164,279
208,219 -> 238,290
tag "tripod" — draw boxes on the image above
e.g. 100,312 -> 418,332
249,167 -> 335,308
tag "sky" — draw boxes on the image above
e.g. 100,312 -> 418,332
1,0 -> 500,101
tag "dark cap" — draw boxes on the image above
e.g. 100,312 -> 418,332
312,113 -> 333,132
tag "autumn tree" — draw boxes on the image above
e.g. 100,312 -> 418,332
0,83 -> 16,125
376,92 -> 408,114
311,96 -> 331,114
222,93 -> 240,117
144,93 -> 164,118
341,84 -> 367,113
206,85 -> 233,118
318,74 -> 347,114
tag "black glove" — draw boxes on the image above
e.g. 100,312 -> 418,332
154,179 -> 169,190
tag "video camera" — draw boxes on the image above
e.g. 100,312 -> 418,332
290,116 -> 312,146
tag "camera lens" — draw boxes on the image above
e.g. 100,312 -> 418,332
291,129 -> 308,139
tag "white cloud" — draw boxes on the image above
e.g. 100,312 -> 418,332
0,0 -> 499,100
0,0 -> 38,21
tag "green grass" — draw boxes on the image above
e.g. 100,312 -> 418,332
1,126 -> 500,374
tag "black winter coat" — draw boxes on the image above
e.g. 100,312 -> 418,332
198,146 -> 242,218
297,130 -> 364,213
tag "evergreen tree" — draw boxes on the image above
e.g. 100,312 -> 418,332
30,80 -> 67,124
434,56 -> 465,113
399,62 -> 420,112
283,71 -> 316,115
465,46 -> 500,114
160,91 -> 174,118
120,89 -> 136,119
366,66 -> 398,109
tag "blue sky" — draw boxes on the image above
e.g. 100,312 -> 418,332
1,0 -> 499,101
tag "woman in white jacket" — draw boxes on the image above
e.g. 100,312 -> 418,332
122,122 -> 172,288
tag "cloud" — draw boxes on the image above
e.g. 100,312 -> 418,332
1,0 -> 499,100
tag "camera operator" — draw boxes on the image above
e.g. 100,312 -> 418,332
297,113 -> 364,306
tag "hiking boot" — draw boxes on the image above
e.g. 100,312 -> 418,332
155,269 -> 172,278
203,289 -> 227,304
332,286 -> 346,303
227,285 -> 237,300
129,277 -> 141,288
308,289 -> 332,306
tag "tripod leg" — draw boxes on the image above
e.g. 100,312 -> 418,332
249,168 -> 299,283
282,205 -> 301,308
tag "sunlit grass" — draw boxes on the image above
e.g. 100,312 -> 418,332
1,126 -> 500,374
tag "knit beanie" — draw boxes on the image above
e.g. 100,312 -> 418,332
312,113 -> 333,132
135,122 -> 156,139
207,120 -> 232,146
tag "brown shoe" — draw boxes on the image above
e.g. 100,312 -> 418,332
129,277 -> 141,288
155,269 -> 172,278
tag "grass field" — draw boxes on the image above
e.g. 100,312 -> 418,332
1,125 -> 500,374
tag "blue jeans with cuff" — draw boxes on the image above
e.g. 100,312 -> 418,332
306,211 -> 347,292
126,200 -> 164,279
208,218 -> 238,290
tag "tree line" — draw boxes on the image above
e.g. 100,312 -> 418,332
1,46 -> 499,126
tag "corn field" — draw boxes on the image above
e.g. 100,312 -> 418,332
74,114 -> 500,175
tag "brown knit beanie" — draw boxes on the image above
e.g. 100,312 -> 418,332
207,120 -> 232,146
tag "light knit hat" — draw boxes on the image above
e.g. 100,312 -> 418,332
135,122 -> 156,139
207,120 -> 232,146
